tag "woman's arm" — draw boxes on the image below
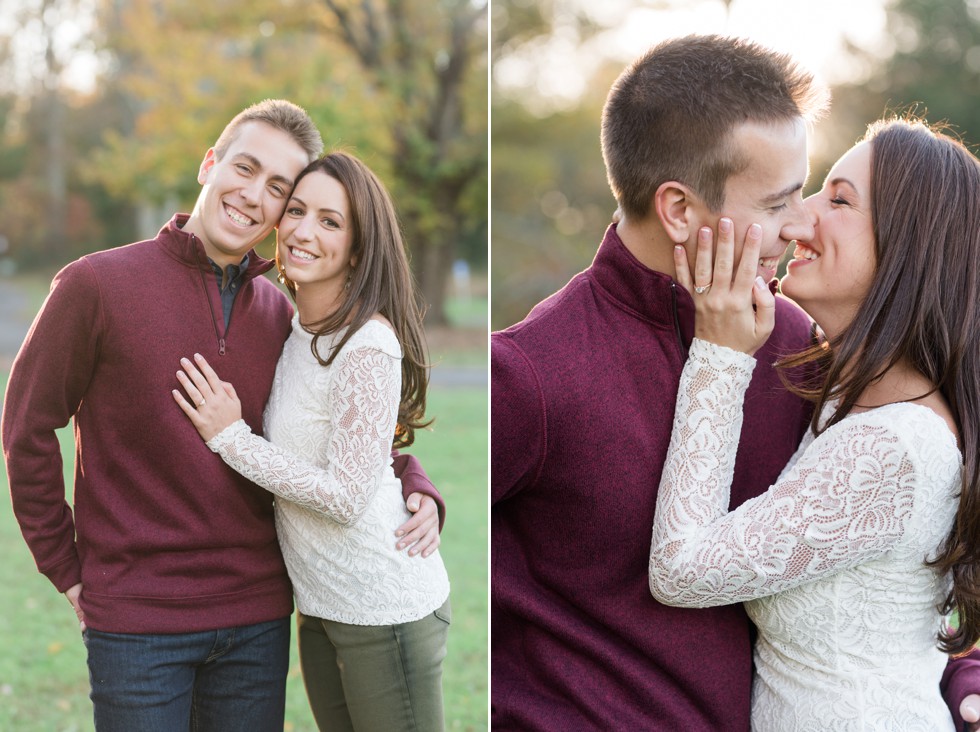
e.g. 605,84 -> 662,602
648,338 -> 917,607
174,346 -> 399,526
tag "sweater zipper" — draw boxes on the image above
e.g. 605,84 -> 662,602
670,282 -> 687,356
197,265 -> 227,356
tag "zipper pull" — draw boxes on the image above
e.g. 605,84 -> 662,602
219,338 -> 226,356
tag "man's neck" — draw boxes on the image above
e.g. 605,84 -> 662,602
615,215 -> 677,277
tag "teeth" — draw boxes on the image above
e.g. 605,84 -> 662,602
226,207 -> 253,227
793,243 -> 820,261
759,257 -> 780,270
291,247 -> 316,261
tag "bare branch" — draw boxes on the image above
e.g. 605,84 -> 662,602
322,0 -> 378,67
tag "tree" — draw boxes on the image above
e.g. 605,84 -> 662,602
824,0 -> 980,172
490,0 -> 621,329
82,0 -> 487,326
317,0 -> 488,325
0,0 -> 102,267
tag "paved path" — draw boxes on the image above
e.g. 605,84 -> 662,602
0,276 -> 487,387
0,277 -> 36,370
430,365 -> 487,387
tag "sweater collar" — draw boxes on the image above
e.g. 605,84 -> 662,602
590,223 -> 695,343
159,213 -> 275,280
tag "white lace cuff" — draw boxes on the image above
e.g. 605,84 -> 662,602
206,419 -> 251,454
687,337 -> 757,382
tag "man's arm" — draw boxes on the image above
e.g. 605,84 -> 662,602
2,261 -> 102,594
390,452 -> 443,557
942,647 -> 980,730
491,332 -> 546,505
393,452 -> 445,529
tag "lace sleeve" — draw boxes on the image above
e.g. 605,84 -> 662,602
649,338 -> 916,608
207,345 -> 400,526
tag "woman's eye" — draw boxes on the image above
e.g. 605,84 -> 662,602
830,197 -> 848,206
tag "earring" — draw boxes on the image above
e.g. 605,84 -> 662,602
345,268 -> 354,291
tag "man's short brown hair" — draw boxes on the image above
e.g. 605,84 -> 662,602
601,35 -> 828,217
214,99 -> 323,164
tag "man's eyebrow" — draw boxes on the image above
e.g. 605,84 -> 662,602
760,182 -> 804,205
232,152 -> 295,188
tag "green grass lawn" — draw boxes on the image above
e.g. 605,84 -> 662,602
0,308 -> 487,730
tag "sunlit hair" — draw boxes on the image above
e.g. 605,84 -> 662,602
213,99 -> 323,164
276,152 -> 431,448
777,117 -> 980,654
601,34 -> 829,217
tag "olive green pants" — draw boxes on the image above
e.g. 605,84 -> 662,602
297,599 -> 450,732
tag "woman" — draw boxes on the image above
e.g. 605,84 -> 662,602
173,152 -> 451,731
649,117 -> 980,729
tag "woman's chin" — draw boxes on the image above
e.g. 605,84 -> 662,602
777,274 -> 796,299
778,276 -> 810,310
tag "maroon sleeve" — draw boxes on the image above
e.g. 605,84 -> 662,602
392,452 -> 445,531
491,332 -> 545,504
942,646 -> 980,729
2,260 -> 103,592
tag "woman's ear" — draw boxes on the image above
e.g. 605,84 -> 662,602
654,181 -> 697,244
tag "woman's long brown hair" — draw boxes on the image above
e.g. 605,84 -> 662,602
778,117 -> 980,654
276,152 -> 431,448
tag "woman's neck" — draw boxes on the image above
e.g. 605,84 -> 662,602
851,359 -> 935,411
849,358 -> 960,445
295,284 -> 346,327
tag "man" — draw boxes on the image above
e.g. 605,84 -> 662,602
2,99 -> 442,730
492,35 -> 980,730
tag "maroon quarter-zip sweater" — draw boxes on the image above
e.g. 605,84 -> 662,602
491,224 -> 815,731
3,215 -> 441,634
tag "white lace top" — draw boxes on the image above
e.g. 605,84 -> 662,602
649,338 -> 960,731
208,317 -> 450,625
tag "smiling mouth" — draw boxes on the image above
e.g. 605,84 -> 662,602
290,246 -> 318,262
224,204 -> 255,228
793,243 -> 820,261
759,256 -> 781,271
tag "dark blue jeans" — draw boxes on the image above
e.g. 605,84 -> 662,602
83,617 -> 290,732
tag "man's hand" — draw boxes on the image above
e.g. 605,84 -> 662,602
961,694 -> 980,730
395,492 -> 440,558
65,583 -> 86,632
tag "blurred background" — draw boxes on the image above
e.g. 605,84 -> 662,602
0,1 -> 487,730
491,0 -> 980,330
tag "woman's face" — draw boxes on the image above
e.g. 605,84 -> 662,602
779,141 -> 876,337
276,171 -> 355,293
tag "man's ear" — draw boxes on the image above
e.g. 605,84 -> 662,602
654,181 -> 699,244
197,148 -> 217,185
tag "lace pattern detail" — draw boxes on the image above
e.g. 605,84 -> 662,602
649,338 -> 960,729
208,345 -> 397,526
211,318 -> 449,625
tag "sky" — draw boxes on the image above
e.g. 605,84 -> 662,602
5,0 -> 893,98
494,0 -> 892,113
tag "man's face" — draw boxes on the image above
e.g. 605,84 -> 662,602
688,117 -> 814,281
191,121 -> 310,267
